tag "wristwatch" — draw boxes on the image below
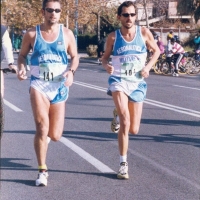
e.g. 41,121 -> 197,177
69,68 -> 75,75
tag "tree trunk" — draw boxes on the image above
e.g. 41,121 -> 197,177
143,0 -> 149,28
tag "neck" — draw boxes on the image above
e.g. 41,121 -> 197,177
120,25 -> 136,36
41,23 -> 59,34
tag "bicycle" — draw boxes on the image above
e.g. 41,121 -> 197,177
153,53 -> 166,74
0,68 -> 16,139
160,53 -> 192,76
184,59 -> 200,75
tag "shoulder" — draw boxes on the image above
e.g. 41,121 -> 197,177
140,26 -> 154,41
141,26 -> 152,37
141,26 -> 150,34
107,31 -> 116,42
26,27 -> 36,39
62,26 -> 74,37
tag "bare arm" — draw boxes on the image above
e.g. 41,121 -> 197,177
17,28 -> 34,80
142,27 -> 160,73
102,32 -> 115,74
63,28 -> 79,86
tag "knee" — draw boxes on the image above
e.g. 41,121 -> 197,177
129,126 -> 140,135
48,130 -> 62,141
50,135 -> 61,142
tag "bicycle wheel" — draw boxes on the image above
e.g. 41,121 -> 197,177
153,60 -> 160,74
178,65 -> 187,75
185,60 -> 200,75
161,61 -> 172,75
0,95 -> 4,139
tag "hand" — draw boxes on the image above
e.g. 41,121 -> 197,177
140,67 -> 150,78
104,63 -> 114,74
63,70 -> 73,86
17,69 -> 27,80
9,64 -> 18,74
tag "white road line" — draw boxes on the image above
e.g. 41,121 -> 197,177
145,99 -> 200,117
79,68 -> 99,72
3,99 -> 23,112
60,137 -> 115,173
128,148 -> 200,190
74,81 -> 107,92
74,81 -> 200,118
173,85 -> 200,91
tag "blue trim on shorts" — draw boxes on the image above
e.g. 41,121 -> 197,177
107,76 -> 121,96
51,82 -> 69,104
129,81 -> 147,102
30,75 -> 69,104
107,75 -> 147,102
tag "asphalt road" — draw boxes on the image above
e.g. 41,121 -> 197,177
0,55 -> 200,200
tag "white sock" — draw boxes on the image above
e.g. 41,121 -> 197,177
47,136 -> 51,144
120,155 -> 127,163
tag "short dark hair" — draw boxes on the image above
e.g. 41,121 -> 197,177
170,38 -> 175,43
117,1 -> 136,16
42,0 -> 61,9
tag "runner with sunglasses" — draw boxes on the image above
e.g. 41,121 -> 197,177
17,0 -> 79,186
102,1 -> 160,179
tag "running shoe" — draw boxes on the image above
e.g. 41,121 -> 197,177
35,171 -> 49,186
117,162 -> 129,179
111,108 -> 120,133
172,72 -> 179,76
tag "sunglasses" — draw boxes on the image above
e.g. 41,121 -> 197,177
45,8 -> 61,13
121,13 -> 136,17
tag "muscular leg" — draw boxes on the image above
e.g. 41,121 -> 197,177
128,101 -> 143,135
30,88 -> 50,167
112,91 -> 130,156
48,101 -> 65,141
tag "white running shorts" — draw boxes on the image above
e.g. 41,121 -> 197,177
107,75 -> 147,102
30,75 -> 69,104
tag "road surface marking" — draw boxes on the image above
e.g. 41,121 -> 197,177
3,99 -> 23,112
74,81 -> 200,118
128,147 -> 200,190
173,85 -> 200,91
60,137 -> 115,173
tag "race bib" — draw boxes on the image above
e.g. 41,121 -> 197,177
121,61 -> 143,82
39,63 -> 66,82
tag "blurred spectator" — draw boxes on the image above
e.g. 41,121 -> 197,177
193,30 -> 200,49
167,30 -> 174,41
97,36 -> 106,65
157,36 -> 165,55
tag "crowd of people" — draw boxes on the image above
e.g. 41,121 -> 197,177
151,28 -> 200,76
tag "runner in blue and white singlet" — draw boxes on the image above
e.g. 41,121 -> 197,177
107,26 -> 148,103
102,1 -> 160,180
111,26 -> 147,82
17,0 -> 79,186
30,24 -> 69,104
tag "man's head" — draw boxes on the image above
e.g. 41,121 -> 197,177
42,0 -> 61,9
170,38 -> 175,44
117,1 -> 137,29
42,0 -> 61,24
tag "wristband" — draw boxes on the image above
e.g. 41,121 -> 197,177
69,68 -> 75,75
